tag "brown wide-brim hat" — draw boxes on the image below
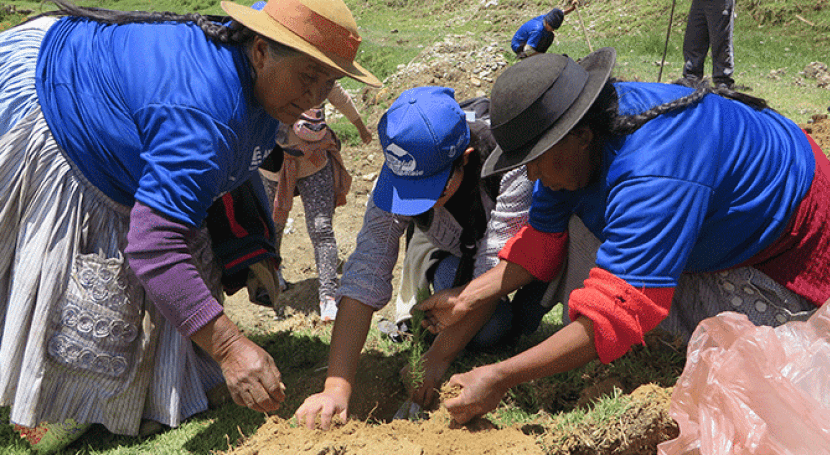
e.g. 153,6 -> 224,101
222,0 -> 382,87
482,47 -> 616,177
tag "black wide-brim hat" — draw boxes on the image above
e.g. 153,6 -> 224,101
482,47 -> 616,177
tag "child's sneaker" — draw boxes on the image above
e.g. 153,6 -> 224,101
14,418 -> 91,454
276,265 -> 289,291
320,296 -> 338,322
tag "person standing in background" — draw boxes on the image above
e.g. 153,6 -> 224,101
680,0 -> 736,89
260,81 -> 373,322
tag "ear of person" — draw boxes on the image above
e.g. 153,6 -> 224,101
462,146 -> 474,164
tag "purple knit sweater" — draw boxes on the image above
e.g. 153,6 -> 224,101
124,202 -> 224,337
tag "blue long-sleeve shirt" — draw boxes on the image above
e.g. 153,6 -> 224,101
36,17 -> 279,228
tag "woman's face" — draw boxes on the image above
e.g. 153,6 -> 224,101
250,37 -> 344,124
525,125 -> 596,192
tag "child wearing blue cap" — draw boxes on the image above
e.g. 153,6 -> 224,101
295,86 -> 546,428
511,3 -> 576,59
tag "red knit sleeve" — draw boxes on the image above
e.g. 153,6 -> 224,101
568,268 -> 674,363
498,224 -> 568,281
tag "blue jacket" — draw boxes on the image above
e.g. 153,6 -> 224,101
36,17 -> 279,227
529,82 -> 814,288
511,10 -> 565,54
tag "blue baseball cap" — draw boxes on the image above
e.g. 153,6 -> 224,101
373,87 -> 470,216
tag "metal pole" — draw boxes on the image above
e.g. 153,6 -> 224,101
658,0 -> 677,82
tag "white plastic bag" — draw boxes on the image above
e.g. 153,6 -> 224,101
658,300 -> 830,455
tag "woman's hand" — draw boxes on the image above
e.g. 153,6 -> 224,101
415,261 -> 533,334
295,384 -> 350,430
217,336 -> 286,412
443,365 -> 509,425
191,314 -> 285,413
414,287 -> 471,334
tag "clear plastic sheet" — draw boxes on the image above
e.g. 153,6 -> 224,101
658,301 -> 830,455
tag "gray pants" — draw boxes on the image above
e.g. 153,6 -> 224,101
264,160 -> 338,303
682,0 -> 735,86
542,217 -> 816,343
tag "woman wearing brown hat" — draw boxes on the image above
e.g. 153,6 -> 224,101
415,48 -> 830,424
0,0 -> 379,450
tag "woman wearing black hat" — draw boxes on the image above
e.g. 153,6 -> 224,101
416,47 -> 830,424
0,0 -> 379,449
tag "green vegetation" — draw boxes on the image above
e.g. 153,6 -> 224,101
404,287 -> 432,395
343,0 -> 829,121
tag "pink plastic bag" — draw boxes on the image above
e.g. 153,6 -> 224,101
658,301 -> 830,455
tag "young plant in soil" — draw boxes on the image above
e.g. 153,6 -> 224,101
405,286 -> 432,394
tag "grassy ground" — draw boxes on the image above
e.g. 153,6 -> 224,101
0,0 -> 828,453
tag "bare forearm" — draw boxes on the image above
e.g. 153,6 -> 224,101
351,117 -> 371,137
459,260 -> 536,311
190,313 -> 243,363
324,297 -> 374,395
420,260 -> 538,333
490,316 -> 598,389
427,296 -> 501,363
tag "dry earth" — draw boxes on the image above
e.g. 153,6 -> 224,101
220,34 -> 830,455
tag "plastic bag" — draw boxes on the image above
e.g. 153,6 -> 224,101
658,300 -> 830,455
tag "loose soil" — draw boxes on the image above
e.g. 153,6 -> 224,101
220,36 -> 830,453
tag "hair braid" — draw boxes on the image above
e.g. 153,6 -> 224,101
605,82 -> 771,137
35,0 -> 253,44
612,86 -> 710,135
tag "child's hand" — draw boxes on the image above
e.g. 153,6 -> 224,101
295,387 -> 349,430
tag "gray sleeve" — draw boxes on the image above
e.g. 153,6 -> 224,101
337,198 -> 411,311
472,166 -> 534,278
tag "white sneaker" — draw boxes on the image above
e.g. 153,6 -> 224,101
276,266 -> 289,291
320,296 -> 338,322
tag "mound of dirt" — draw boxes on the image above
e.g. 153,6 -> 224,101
227,408 -> 544,455
224,383 -> 677,455
804,113 -> 830,145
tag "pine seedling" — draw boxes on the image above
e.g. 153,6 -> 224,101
405,286 -> 432,395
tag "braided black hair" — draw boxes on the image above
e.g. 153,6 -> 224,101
32,0 -> 252,44
577,78 -> 772,139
